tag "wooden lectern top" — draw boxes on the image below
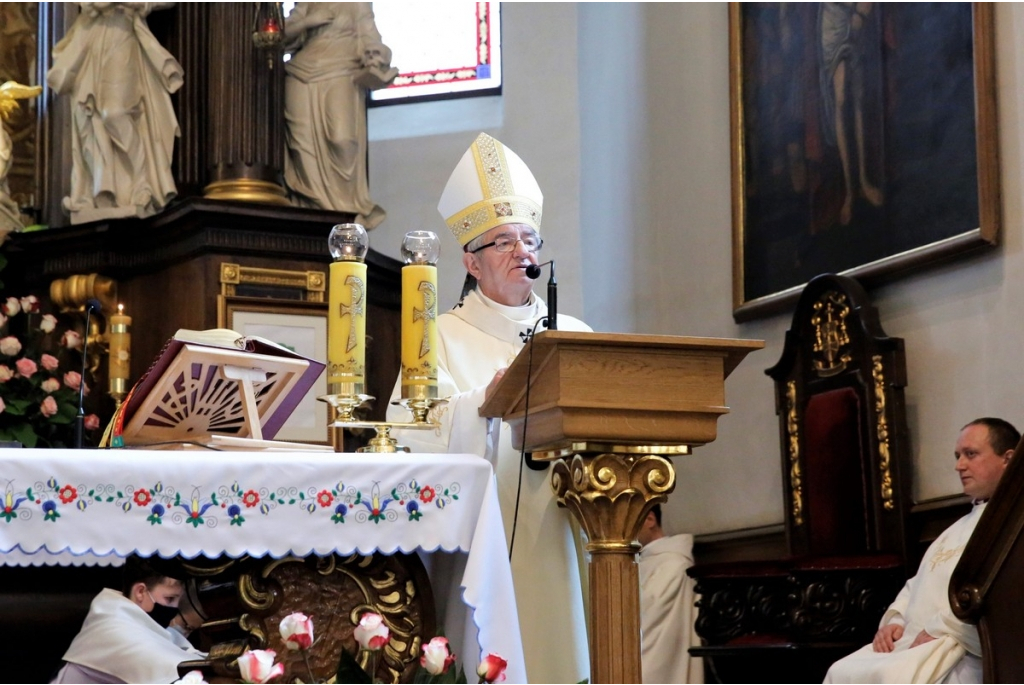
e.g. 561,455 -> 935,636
479,331 -> 763,453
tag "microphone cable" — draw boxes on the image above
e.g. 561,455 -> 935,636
507,314 -> 548,562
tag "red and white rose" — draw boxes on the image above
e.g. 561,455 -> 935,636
279,612 -> 314,651
420,636 -> 456,676
353,612 -> 390,651
477,653 -> 508,684
236,649 -> 284,684
61,330 -> 82,350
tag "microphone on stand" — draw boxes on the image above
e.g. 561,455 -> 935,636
74,298 -> 102,449
525,260 -> 557,330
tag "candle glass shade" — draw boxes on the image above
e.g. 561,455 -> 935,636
328,224 -> 369,396
401,231 -> 440,401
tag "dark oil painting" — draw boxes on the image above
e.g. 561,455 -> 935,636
733,3 -> 998,320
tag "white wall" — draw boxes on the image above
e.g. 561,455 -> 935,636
368,3 -> 585,317
370,3 -> 1024,538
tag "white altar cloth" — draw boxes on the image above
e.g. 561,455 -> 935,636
0,448 -> 526,683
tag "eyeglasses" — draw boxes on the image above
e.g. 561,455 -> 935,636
469,234 -> 544,254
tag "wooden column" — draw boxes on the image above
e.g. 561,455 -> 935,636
548,451 -> 677,684
204,4 -> 288,205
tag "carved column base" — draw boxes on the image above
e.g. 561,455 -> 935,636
204,179 -> 290,205
549,450 -> 676,684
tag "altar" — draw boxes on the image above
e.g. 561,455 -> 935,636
0,448 -> 526,683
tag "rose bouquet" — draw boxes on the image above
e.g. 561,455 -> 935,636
0,293 -> 98,447
234,611 -> 508,684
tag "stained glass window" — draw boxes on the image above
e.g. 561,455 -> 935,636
370,2 -> 502,103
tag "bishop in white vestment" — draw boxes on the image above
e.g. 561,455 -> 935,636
825,418 -> 1019,684
389,133 -> 590,684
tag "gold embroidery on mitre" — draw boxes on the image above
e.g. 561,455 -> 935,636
446,195 -> 542,246
474,134 -> 513,199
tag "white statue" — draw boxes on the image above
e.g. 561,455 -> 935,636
0,81 -> 42,242
284,3 -> 397,229
47,2 -> 183,225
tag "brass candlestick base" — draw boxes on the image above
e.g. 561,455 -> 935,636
318,392 -> 374,423
393,396 -> 446,425
318,393 -> 448,453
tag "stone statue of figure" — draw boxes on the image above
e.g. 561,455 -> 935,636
284,3 -> 398,229
46,2 -> 183,225
0,81 -> 42,242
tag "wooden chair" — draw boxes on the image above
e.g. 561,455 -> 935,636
950,432 -> 1024,683
688,274 -> 914,683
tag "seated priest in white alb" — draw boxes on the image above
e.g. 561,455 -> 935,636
52,556 -> 204,683
637,503 -> 703,684
825,417 -> 1019,684
388,132 -> 591,684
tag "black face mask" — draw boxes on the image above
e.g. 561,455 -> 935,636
147,593 -> 180,629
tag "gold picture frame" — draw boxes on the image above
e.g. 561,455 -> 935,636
219,296 -> 329,444
730,2 -> 999,322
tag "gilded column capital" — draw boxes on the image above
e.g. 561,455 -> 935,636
551,451 -> 676,553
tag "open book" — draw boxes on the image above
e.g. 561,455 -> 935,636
114,329 -> 327,449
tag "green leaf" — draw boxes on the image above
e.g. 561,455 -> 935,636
9,422 -> 37,448
5,399 -> 30,416
336,648 -> 373,684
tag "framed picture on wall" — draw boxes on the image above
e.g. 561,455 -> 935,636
730,2 -> 999,322
221,297 -> 329,444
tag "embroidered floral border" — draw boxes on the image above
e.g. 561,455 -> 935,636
2,477 -> 461,529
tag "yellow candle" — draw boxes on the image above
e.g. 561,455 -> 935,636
108,304 -> 132,394
328,260 -> 367,394
401,263 -> 438,399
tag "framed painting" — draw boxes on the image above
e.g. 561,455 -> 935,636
730,3 -> 999,322
220,297 -> 329,444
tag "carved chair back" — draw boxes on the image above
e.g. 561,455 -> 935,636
767,273 -> 912,564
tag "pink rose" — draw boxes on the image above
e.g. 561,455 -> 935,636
0,336 -> 21,356
0,397 -> 5,415
61,330 -> 82,350
0,365 -> 12,383
236,649 -> 284,684
420,636 -> 456,676
64,371 -> 82,391
15,357 -> 37,378
39,314 -> 57,333
40,395 -> 58,417
41,378 -> 60,393
353,612 -> 390,651
477,653 -> 508,684
84,414 -> 100,431
279,612 -> 314,651
3,297 -> 19,316
19,295 -> 39,313
40,353 -> 59,371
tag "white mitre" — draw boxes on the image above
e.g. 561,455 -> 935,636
437,132 -> 543,247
